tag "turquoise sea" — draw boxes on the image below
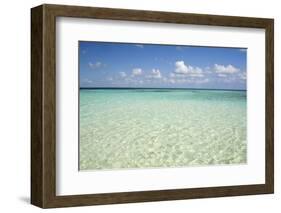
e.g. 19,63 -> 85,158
79,89 -> 247,170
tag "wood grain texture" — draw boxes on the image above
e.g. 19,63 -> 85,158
265,20 -> 274,193
31,4 -> 274,208
31,5 -> 43,207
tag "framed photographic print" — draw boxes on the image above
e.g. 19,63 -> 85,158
31,4 -> 274,208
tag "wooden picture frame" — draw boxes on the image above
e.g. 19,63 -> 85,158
31,4 -> 274,208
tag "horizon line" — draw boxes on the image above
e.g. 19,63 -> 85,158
80,87 -> 247,91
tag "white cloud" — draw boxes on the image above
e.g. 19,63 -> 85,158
174,60 -> 203,76
214,64 -> 239,74
135,44 -> 144,48
175,61 -> 188,74
168,77 -> 210,84
88,61 -> 102,70
239,72 -> 247,80
169,79 -> 176,84
217,73 -> 227,78
119,72 -> 127,78
147,69 -> 162,79
189,73 -> 204,77
132,68 -> 142,76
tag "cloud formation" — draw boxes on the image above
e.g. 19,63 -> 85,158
217,74 -> 227,78
239,72 -> 246,80
100,61 -> 244,88
214,64 -> 239,74
174,61 -> 204,77
88,61 -> 102,70
147,69 -> 162,79
132,68 -> 142,76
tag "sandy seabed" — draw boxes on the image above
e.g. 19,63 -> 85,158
79,89 -> 247,170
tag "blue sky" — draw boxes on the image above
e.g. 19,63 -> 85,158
79,41 -> 247,90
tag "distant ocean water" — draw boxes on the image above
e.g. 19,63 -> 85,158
79,89 -> 247,170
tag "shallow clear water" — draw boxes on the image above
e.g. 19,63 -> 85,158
79,89 -> 247,170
